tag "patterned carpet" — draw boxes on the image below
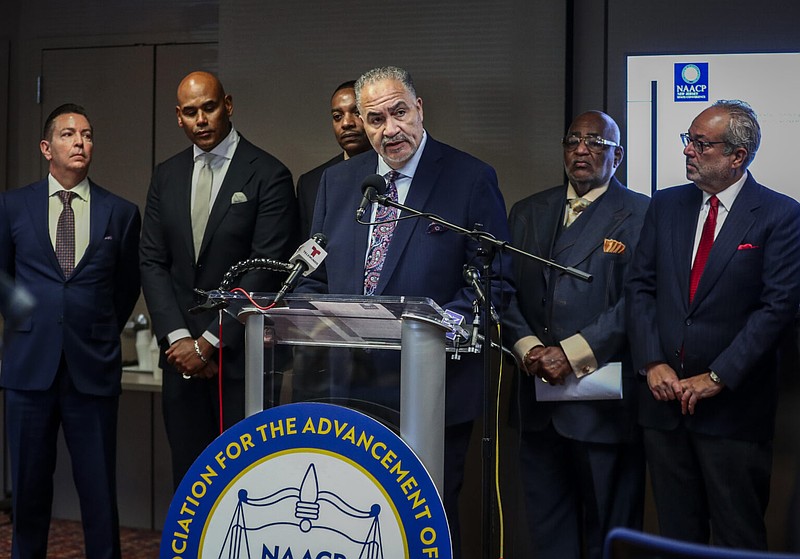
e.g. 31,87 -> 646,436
0,512 -> 162,558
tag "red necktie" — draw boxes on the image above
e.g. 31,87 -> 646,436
689,195 -> 719,302
55,190 -> 77,277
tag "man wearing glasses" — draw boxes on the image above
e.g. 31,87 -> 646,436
504,111 -> 648,559
626,100 -> 800,549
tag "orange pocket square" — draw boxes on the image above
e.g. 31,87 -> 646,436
603,238 -> 626,254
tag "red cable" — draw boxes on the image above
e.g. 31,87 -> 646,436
217,289 -> 276,435
218,309 -> 224,435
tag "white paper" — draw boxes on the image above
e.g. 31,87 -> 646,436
534,362 -> 623,401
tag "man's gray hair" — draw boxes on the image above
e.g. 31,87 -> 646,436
355,66 -> 417,111
713,99 -> 761,169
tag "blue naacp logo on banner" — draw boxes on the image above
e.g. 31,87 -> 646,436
161,402 -> 451,559
674,63 -> 709,102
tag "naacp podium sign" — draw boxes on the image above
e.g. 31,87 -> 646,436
161,402 -> 451,558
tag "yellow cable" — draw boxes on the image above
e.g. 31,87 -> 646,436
494,322 -> 505,558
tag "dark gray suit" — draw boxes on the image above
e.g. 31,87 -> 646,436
140,135 -> 299,486
296,153 -> 343,238
504,178 -> 648,559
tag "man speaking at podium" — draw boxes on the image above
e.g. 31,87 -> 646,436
296,65 -> 512,556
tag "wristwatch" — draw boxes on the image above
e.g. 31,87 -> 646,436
709,371 -> 722,384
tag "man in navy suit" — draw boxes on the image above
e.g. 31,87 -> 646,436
504,111 -> 647,559
627,100 -> 800,549
140,72 -> 299,487
0,103 -> 141,559
296,80 -> 371,237
297,66 -> 513,557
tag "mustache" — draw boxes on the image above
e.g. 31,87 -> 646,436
382,133 -> 411,148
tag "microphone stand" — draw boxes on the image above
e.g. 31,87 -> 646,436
367,192 -> 592,558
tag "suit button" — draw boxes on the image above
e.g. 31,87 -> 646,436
685,319 -> 692,326
674,349 -> 680,357
543,327 -> 549,334
541,297 -> 547,304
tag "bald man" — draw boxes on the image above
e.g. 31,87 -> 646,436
140,71 -> 299,486
504,112 -> 648,559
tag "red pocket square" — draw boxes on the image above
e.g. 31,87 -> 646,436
737,243 -> 759,250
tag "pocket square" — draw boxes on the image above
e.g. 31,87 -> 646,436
603,238 -> 626,254
426,222 -> 447,234
737,243 -> 759,250
104,235 -> 113,240
231,192 -> 248,204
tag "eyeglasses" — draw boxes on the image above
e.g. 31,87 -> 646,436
562,135 -> 620,153
680,133 -> 727,155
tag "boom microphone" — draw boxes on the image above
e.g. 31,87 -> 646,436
355,174 -> 387,220
273,233 -> 328,304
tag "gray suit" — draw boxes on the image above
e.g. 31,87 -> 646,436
504,177 -> 648,559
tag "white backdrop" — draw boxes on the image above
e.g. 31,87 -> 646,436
627,52 -> 800,199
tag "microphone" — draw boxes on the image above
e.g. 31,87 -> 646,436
355,174 -> 387,220
274,233 -> 328,304
464,265 -> 500,323
0,272 -> 35,330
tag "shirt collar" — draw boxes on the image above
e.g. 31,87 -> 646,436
376,130 -> 428,179
192,125 -> 240,163
566,180 -> 609,203
48,174 -> 90,201
699,171 -> 748,210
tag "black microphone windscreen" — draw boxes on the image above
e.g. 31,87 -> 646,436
310,233 -> 328,248
360,174 -> 386,196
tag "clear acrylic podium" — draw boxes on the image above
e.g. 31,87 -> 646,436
207,291 -> 469,493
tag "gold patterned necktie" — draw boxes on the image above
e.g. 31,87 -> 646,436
566,197 -> 590,227
192,154 -> 214,259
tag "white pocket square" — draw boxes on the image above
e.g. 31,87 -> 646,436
231,192 -> 248,204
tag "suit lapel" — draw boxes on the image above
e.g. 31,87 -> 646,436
346,153 -> 379,294
25,180 -> 63,275
374,140 -> 444,295
167,149 -> 195,260
73,181 -> 112,278
671,186 -> 702,304
559,179 -> 630,268
529,186 -> 564,287
200,139 -> 255,259
689,176 -> 759,308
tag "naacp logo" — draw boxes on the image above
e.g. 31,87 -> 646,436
161,402 -> 451,558
674,62 -> 709,102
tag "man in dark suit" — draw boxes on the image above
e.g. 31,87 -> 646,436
140,71 -> 299,487
627,100 -> 800,549
0,103 -> 140,559
504,111 -> 647,559
297,65 -> 513,558
296,80 -> 371,237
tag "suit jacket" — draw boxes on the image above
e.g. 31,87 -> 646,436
626,173 -> 800,442
298,136 -> 513,425
0,179 -> 141,396
140,136 -> 299,377
504,178 -> 649,443
297,153 -> 344,238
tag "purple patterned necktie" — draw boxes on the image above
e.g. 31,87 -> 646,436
55,190 -> 77,277
363,171 -> 399,295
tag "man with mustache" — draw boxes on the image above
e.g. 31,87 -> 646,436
296,80 -> 371,237
140,71 -> 299,488
627,100 -> 800,549
504,111 -> 648,559
296,65 -> 513,557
